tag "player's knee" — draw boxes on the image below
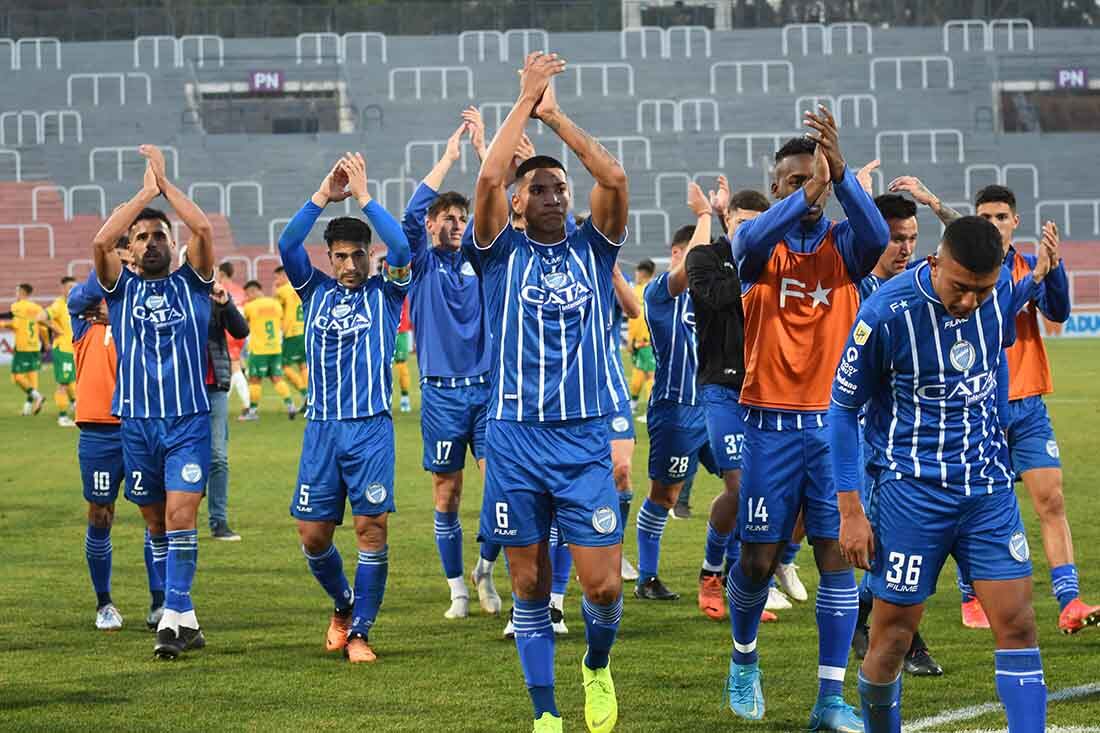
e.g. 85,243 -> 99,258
869,623 -> 914,665
433,473 -> 463,511
648,483 -> 680,509
584,574 -> 623,606
87,502 -> 115,528
993,603 -> 1038,649
739,548 -> 778,585
354,517 -> 388,551
509,563 -> 548,599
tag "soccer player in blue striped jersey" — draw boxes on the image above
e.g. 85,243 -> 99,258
471,52 -> 629,733
402,113 -> 503,621
830,216 -> 1057,733
91,145 -> 215,659
279,153 -> 411,665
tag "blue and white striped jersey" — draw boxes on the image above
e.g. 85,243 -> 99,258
102,265 -> 212,419
859,272 -> 886,301
473,219 -> 625,422
607,297 -> 631,408
832,262 -> 1037,495
644,272 -> 698,406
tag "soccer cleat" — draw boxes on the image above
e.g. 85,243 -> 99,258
154,627 -> 184,660
765,586 -> 792,611
471,564 -> 502,616
326,610 -> 352,652
345,634 -> 377,663
95,603 -> 123,631
904,645 -> 943,676
670,503 -> 691,520
399,395 -> 411,413
1058,598 -> 1100,634
726,660 -> 765,720
287,402 -> 299,420
961,598 -> 991,629
634,576 -> 679,601
760,609 -> 778,623
178,626 -> 206,652
31,394 -> 45,415
237,408 -> 258,422
620,556 -> 639,582
444,595 -> 469,620
550,604 -> 569,635
503,607 -> 516,639
775,562 -> 808,602
146,605 -> 164,631
532,713 -> 563,733
582,658 -> 618,733
211,522 -> 241,541
21,401 -> 33,416
808,696 -> 864,732
57,415 -> 76,427
698,572 -> 727,620
852,624 -> 869,659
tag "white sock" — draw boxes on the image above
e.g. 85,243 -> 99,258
550,592 -> 565,610
447,576 -> 468,600
158,608 -> 180,633
31,389 -> 42,400
178,609 -> 199,629
475,557 -> 494,576
231,370 -> 249,406
702,560 -> 724,573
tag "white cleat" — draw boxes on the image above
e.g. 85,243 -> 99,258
444,596 -> 469,620
765,586 -> 792,611
471,565 -> 502,616
20,402 -> 32,416
95,603 -> 123,631
399,396 -> 411,413
620,556 -> 640,582
503,608 -> 515,639
550,604 -> 568,635
57,415 -> 76,427
775,562 -> 808,602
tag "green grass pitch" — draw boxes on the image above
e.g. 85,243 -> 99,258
1,340 -> 1098,732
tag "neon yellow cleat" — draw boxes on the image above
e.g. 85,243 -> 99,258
533,712 -> 563,733
582,658 -> 618,733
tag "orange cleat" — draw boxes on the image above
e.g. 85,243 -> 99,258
345,636 -> 377,663
1058,598 -> 1100,635
961,598 -> 991,629
698,574 -> 727,620
760,610 -> 778,623
325,611 -> 351,652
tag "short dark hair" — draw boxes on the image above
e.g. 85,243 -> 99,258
730,189 -> 770,213
218,261 -> 234,278
942,216 -> 1003,274
636,258 -> 655,276
273,265 -> 285,275
17,282 -> 33,295
428,191 -> 470,220
975,184 -> 1016,212
244,280 -> 261,290
324,216 -> 372,247
515,155 -> 567,182
61,276 -> 76,285
874,193 -> 918,221
130,207 -> 171,232
774,136 -> 816,165
672,225 -> 695,247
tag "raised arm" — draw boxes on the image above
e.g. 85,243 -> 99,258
611,264 -> 641,319
1034,221 -> 1070,322
278,162 -> 350,289
422,123 -> 466,192
535,79 -> 628,241
142,145 -> 214,280
342,152 -> 411,271
92,162 -> 160,290
666,183 -> 711,297
887,175 -> 962,226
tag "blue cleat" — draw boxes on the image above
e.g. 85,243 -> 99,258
809,695 -> 864,732
726,660 -> 765,720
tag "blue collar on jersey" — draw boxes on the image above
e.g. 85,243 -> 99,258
914,261 -> 944,307
1002,245 -> 1017,267
785,211 -> 830,251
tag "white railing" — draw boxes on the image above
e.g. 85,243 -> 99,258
388,66 -> 474,100
562,136 -> 651,171
1067,270 -> 1100,310
874,129 -> 965,164
67,72 -> 151,105
1035,199 -> 1100,237
870,56 -> 955,90
503,29 -> 549,60
679,98 -> 720,132
1,109 -> 84,145
0,111 -> 37,146
89,145 -> 178,181
30,185 -> 66,221
942,19 -> 989,52
562,63 -> 635,97
459,30 -> 505,63
31,184 -> 107,221
343,32 -> 388,64
2,223 -> 55,258
187,182 -> 227,214
67,259 -> 94,278
620,26 -> 711,59
654,172 -> 691,209
780,22 -> 873,55
719,132 -> 800,168
179,34 -> 224,67
405,139 -> 473,175
296,32 -> 343,63
13,37 -> 61,70
133,35 -> 177,68
620,26 -> 664,59
226,181 -> 264,216
830,22 -> 873,54
709,60 -> 794,94
666,26 -> 711,58
0,148 -> 21,181
479,101 -> 546,136
636,99 -> 678,133
943,18 -> 1034,52
964,163 -> 1039,201
782,23 -> 828,56
629,209 -> 671,247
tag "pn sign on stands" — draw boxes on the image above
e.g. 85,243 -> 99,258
1056,68 -> 1088,89
250,71 -> 284,93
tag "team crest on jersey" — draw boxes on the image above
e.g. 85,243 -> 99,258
365,483 -> 388,504
134,292 -> 185,328
611,416 -> 630,433
948,340 -> 977,372
1009,531 -> 1030,563
314,300 -> 371,333
180,463 -> 203,484
853,320 -> 872,346
591,506 -> 618,535
1046,440 -> 1060,459
460,261 -> 476,277
520,270 -> 592,312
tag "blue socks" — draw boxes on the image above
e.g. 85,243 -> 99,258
549,525 -> 572,597
85,524 -> 112,608
351,546 -> 388,638
434,510 -> 463,580
782,542 -> 801,565
582,595 -> 623,670
957,567 -> 976,603
994,648 -> 1046,731
145,529 -> 167,609
636,498 -> 670,580
164,529 -> 198,613
480,540 -> 502,563
703,522 -> 729,572
1051,564 -> 1079,610
304,543 -> 353,613
513,596 -> 559,718
727,563 -> 769,665
858,671 -> 902,733
816,569 -> 858,699
724,532 -> 741,569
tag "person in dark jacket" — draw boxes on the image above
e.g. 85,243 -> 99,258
206,280 -> 249,540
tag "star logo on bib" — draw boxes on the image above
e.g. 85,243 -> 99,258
808,281 -> 832,309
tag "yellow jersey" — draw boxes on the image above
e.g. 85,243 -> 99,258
243,296 -> 283,355
275,282 -> 305,338
46,296 -> 74,353
626,281 -> 651,347
7,299 -> 45,353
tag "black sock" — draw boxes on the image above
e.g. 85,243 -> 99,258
96,592 -> 113,608
856,598 -> 873,628
151,590 -> 165,610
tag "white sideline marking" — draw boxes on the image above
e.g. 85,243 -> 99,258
954,728 -> 1100,733
905,682 -> 1100,732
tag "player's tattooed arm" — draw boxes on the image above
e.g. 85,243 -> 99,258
141,144 -> 215,280
91,157 -> 161,290
888,175 -> 962,226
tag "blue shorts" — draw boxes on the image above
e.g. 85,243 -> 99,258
740,415 -> 839,543
481,419 -> 622,548
421,381 -> 489,473
291,415 -> 396,523
79,424 -> 125,505
606,400 -> 636,441
121,413 -> 211,506
867,477 -> 1032,605
700,384 -> 745,473
1006,395 -> 1061,474
647,399 -> 718,484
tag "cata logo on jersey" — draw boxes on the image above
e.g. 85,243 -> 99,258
134,293 -> 185,328
521,270 -> 592,312
917,370 -> 996,405
314,300 -> 371,333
